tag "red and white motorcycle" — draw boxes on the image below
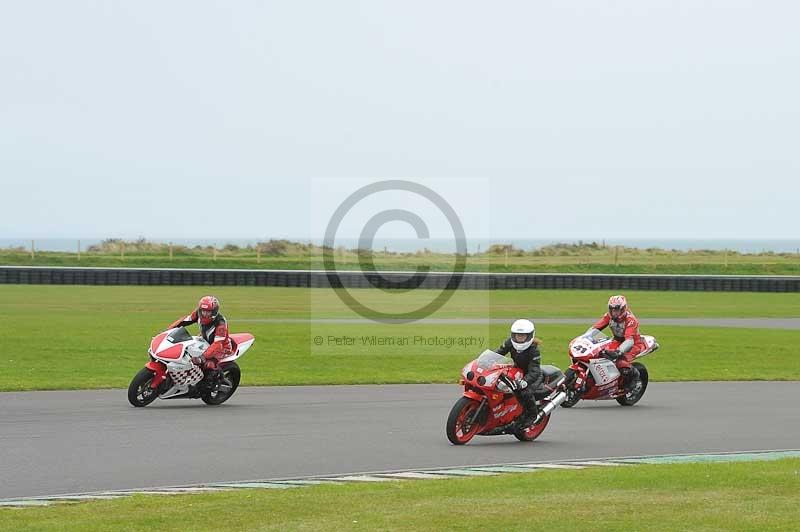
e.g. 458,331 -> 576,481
127,326 -> 255,407
561,331 -> 659,408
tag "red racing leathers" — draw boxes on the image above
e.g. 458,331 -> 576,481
168,310 -> 233,370
591,311 -> 646,369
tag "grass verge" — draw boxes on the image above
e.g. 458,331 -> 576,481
3,285 -> 800,319
2,285 -> 799,390
2,317 -> 798,390
2,459 -> 798,531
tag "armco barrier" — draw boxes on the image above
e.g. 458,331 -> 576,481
1,266 -> 799,292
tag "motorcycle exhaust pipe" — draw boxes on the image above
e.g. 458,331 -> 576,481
546,376 -> 566,400
543,391 -> 567,415
533,390 -> 567,425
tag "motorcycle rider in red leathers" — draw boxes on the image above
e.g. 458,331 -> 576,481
168,295 -> 232,373
584,295 -> 644,393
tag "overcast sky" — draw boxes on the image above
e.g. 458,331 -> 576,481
1,1 -> 798,241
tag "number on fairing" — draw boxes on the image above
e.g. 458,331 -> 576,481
571,338 -> 593,356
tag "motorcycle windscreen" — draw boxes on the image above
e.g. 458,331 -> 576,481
585,331 -> 609,343
475,350 -> 512,370
167,327 -> 193,343
588,359 -> 621,386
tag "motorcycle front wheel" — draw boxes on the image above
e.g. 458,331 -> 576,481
128,368 -> 160,407
446,397 -> 483,445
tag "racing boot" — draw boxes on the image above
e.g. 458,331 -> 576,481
200,359 -> 221,392
516,398 -> 540,428
621,365 -> 641,394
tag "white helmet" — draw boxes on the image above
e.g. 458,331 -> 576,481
510,319 -> 535,352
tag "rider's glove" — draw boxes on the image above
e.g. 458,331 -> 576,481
603,349 -> 622,361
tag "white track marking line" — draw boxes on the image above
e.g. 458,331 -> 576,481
512,463 -> 586,470
379,472 -> 457,479
560,461 -> 631,467
316,475 -> 397,482
206,482 -> 301,489
423,469 -> 499,476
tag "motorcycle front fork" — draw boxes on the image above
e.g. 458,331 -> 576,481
467,398 -> 487,427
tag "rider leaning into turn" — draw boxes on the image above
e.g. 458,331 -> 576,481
495,319 -> 548,426
168,295 -> 232,372
584,295 -> 645,393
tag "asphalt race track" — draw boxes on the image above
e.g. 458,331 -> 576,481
1,382 -> 798,499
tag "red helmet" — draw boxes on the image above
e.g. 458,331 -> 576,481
608,295 -> 628,321
198,295 -> 220,325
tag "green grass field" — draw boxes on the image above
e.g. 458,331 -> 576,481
4,285 -> 800,319
2,459 -> 798,531
2,285 -> 798,390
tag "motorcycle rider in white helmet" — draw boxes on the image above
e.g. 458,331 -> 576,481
495,319 -> 546,427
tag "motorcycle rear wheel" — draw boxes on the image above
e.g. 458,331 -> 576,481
201,362 -> 241,405
513,414 -> 551,442
616,363 -> 649,406
446,396 -> 482,445
128,368 -> 159,407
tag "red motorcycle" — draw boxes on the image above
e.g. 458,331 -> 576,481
446,350 -> 568,445
561,331 -> 659,408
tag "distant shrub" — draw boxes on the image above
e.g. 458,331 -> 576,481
87,238 -> 170,253
257,239 -> 290,256
486,244 -> 519,255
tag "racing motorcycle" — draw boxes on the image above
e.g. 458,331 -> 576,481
127,326 -> 255,407
561,331 -> 659,408
446,350 -> 568,445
